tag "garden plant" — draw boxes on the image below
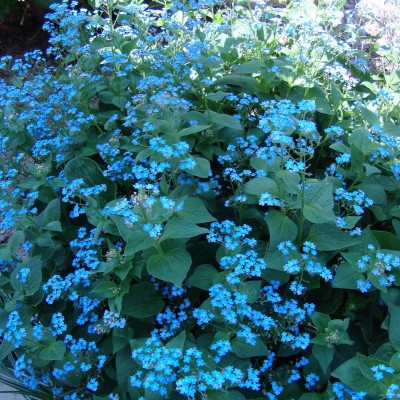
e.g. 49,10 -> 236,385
0,0 -> 400,399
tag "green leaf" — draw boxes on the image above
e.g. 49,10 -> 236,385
147,248 -> 192,287
36,232 -> 55,247
122,282 -> 164,318
178,124 -> 212,137
185,157 -> 210,178
124,230 -> 155,257
43,221 -> 63,232
64,157 -> 116,201
351,144 -> 364,173
266,210 -> 298,249
206,92 -> 228,102
116,346 -> 138,390
144,389 -> 165,400
90,281 -> 118,299
358,106 -> 379,126
375,342 -> 396,362
385,304 -> 400,351
332,354 -> 385,396
263,250 -> 291,283
330,83 -> 342,110
330,142 -> 350,154
39,341 -> 66,361
0,340 -> 14,361
238,280 -> 262,303
6,230 -> 24,254
135,148 -> 154,163
383,123 -> 400,137
234,60 -> 265,74
216,75 -> 259,93
227,391 -> 246,400
306,223 -> 360,251
161,218 -> 209,240
299,394 -> 324,400
356,181 -> 387,205
166,331 -> 186,350
312,345 -> 335,373
112,95 -> 129,109
275,60 -> 295,84
187,264 -> 218,290
364,163 -> 381,176
178,197 -> 216,223
244,177 -> 278,196
315,97 -> 333,115
112,327 -> 134,354
393,219 -> 400,236
385,71 -> 400,87
231,337 -> 268,358
302,181 -> 335,224
329,318 -> 350,332
208,111 -> 243,130
349,127 -> 372,153
43,199 -> 61,222
342,216 -> 361,229
381,288 -> 400,307
122,37 -> 139,54
389,206 -> 400,218
275,170 -> 300,194
310,312 -> 331,331
332,262 -> 361,290
207,390 -> 246,400
10,256 -> 42,295
89,36 -> 111,51
107,215 -> 129,241
372,231 -> 400,250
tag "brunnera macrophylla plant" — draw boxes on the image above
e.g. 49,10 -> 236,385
0,0 -> 400,399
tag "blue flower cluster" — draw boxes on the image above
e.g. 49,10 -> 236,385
334,188 -> 374,215
207,220 -> 256,250
43,228 -> 103,304
153,298 -> 190,339
1,311 -> 26,348
279,241 -> 333,281
220,250 -> 266,284
355,246 -> 400,292
256,100 -> 317,164
130,336 -> 263,396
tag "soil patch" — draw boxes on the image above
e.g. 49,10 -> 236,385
0,0 -> 48,58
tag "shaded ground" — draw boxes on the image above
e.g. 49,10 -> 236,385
0,0 -> 47,58
0,382 -> 24,400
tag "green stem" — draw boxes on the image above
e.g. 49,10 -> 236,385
297,162 -> 306,246
286,84 -> 292,97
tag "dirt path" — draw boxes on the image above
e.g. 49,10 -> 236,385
0,382 -> 24,400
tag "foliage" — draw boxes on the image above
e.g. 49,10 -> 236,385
0,0 -> 400,399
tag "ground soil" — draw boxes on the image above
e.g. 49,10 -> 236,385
0,0 -> 48,58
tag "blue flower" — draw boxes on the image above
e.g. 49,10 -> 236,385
357,279 -> 372,293
51,312 -> 67,336
87,378 -> 98,392
3,311 -> 26,348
